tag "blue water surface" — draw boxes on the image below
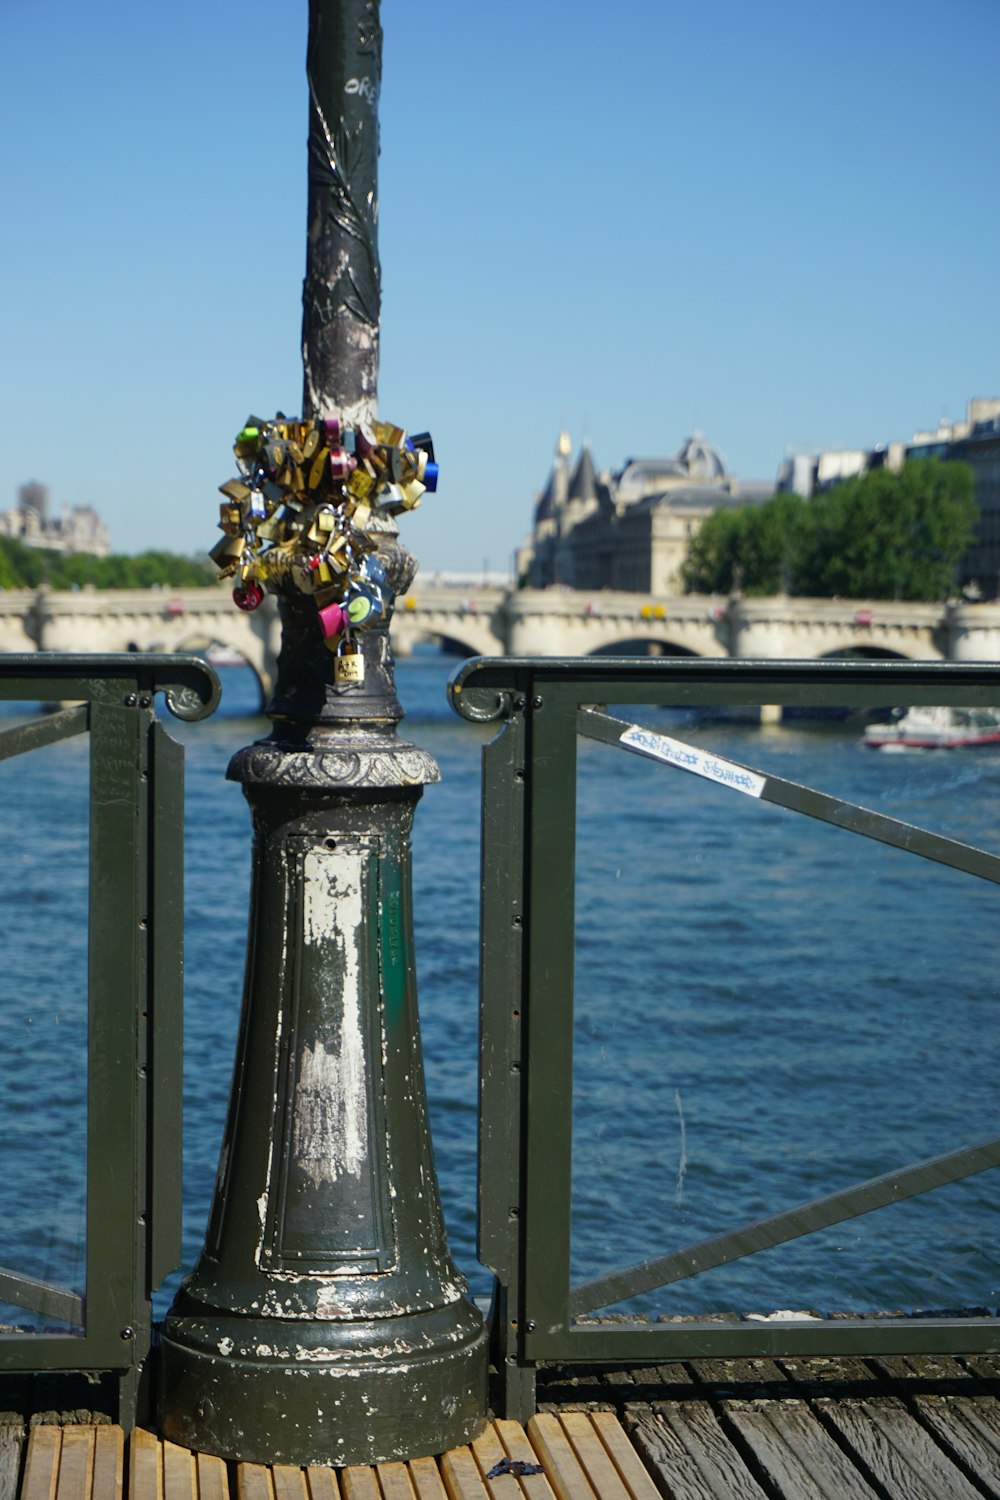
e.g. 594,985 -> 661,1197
0,650 -> 997,1327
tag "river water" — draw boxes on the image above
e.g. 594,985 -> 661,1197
1,649 -> 998,1328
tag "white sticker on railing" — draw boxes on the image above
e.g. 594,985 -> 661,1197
619,724 -> 766,798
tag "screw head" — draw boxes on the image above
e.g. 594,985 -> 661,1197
123,693 -> 137,707
524,1319 -> 537,1333
531,695 -> 544,710
120,1326 -> 135,1341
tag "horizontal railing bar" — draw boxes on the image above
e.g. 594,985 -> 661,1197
578,709 -> 1000,887
451,656 -> 1000,722
531,1318 -> 1000,1363
0,705 -> 89,763
0,1267 -> 84,1326
569,1133 -> 1000,1316
0,653 -> 220,721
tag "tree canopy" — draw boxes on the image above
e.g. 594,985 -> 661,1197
0,538 -> 217,590
682,458 -> 977,601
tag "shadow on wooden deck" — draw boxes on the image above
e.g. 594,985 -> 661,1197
3,1356 -> 1000,1500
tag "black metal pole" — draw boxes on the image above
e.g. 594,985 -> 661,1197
158,0 -> 487,1464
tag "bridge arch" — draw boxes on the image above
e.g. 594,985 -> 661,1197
818,644 -> 912,661
171,628 -> 271,710
589,636 -> 702,658
390,609 -> 504,660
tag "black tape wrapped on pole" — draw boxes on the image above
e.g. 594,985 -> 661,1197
157,0 -> 489,1466
302,0 -> 381,424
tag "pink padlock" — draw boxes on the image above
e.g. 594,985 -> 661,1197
233,581 -> 264,612
318,600 -> 346,639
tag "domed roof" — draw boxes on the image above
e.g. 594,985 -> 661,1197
676,431 -> 726,480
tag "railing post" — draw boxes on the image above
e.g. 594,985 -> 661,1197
158,0 -> 487,1465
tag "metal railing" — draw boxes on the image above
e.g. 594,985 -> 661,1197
0,655 -> 218,1426
449,656 -> 1000,1419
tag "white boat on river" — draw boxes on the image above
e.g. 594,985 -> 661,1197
863,704 -> 1000,751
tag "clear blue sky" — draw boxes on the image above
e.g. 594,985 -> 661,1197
2,0 -> 998,576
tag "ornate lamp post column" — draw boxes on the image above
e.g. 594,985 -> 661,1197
158,0 -> 487,1465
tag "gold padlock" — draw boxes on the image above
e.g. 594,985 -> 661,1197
219,478 -> 253,504
308,446 -> 329,489
218,503 -> 242,535
335,643 -> 365,686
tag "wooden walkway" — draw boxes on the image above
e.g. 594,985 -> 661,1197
5,1355 -> 1000,1500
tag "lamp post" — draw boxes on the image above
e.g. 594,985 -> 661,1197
158,0 -> 488,1465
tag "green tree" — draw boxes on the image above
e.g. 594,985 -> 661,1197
0,538 -> 217,590
794,458 -> 976,600
682,458 -> 977,601
682,492 -> 808,595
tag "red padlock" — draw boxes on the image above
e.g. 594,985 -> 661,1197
233,581 -> 264,612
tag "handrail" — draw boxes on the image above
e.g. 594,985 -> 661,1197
450,656 -> 1000,1420
0,654 -> 218,1427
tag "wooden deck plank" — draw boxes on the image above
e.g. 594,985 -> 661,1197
53,1428 -> 94,1500
909,1396 -> 1000,1499
778,1357 -> 875,1391
626,1402 -> 770,1500
272,1467 -> 310,1500
722,1399 -> 880,1499
406,1457 -> 447,1500
196,1453 -> 230,1500
19,1427 -> 60,1500
816,1396 -> 984,1500
237,1464 -> 275,1500
0,1422 -> 25,1500
90,1429 -> 123,1500
490,1421 -> 556,1500
689,1360 -> 786,1391
469,1426 -> 524,1500
375,1463 -> 416,1500
586,1412 -> 662,1500
305,1468 -> 340,1500
129,1430 -> 163,1500
440,1447 -> 489,1500
525,1415 -> 597,1500
340,1468 -> 380,1500
555,1415 -> 631,1500
872,1355 -> 971,1383
162,1442 -> 197,1500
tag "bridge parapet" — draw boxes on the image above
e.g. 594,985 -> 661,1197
502,588 -> 730,657
2,585 -> 999,671
729,596 -> 950,660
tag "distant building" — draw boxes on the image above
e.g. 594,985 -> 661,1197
907,399 -> 1000,599
776,443 -> 908,497
518,431 -> 775,594
0,483 -> 110,557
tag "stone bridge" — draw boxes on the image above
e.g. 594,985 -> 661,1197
2,584 -> 999,708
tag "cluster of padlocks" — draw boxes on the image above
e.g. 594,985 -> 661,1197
209,414 -> 437,684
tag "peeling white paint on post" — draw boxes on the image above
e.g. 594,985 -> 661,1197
291,845 -> 368,1186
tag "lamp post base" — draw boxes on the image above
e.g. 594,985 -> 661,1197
159,1299 -> 487,1465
